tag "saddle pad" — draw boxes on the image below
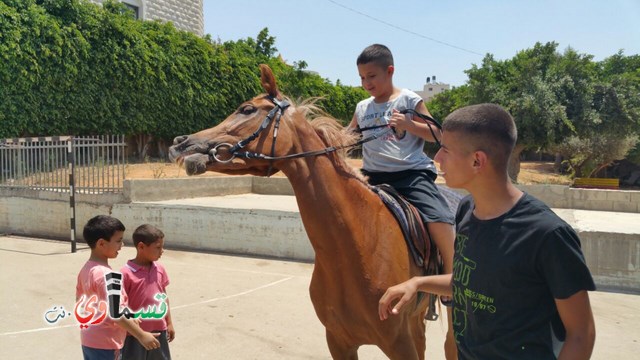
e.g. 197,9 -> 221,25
372,184 -> 432,271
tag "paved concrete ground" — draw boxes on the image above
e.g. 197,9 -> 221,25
1,236 -> 638,359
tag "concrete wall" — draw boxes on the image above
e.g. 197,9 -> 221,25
2,177 -> 639,292
519,184 -> 640,213
124,176 -> 253,201
0,188 -> 121,240
113,201 -> 313,261
251,177 -> 295,196
581,232 -> 640,292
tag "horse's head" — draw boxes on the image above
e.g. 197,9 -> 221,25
169,64 -> 297,176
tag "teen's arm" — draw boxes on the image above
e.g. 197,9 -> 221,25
378,274 -> 452,320
555,290 -> 596,360
116,317 -> 160,350
388,102 -> 441,142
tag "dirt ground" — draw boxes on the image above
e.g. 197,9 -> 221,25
125,159 -> 572,185
516,161 -> 572,185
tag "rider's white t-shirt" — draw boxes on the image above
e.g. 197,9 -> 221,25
354,89 -> 436,173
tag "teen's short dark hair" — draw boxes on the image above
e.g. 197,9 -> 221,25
443,103 -> 517,170
357,44 -> 394,68
132,224 -> 165,247
83,215 -> 126,249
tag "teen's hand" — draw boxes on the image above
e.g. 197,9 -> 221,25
378,277 -> 419,321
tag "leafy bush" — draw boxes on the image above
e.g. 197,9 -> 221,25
0,0 -> 367,148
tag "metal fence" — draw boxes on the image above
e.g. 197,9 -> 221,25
0,135 -> 126,193
1,135 -> 126,252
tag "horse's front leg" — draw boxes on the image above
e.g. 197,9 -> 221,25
326,329 -> 359,360
377,317 -> 424,360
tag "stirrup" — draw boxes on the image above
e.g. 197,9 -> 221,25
424,310 -> 439,321
425,293 -> 439,321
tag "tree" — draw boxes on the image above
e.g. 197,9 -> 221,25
255,27 -> 277,58
465,43 -> 570,180
555,134 -> 638,177
553,51 -> 640,177
426,85 -> 470,121
463,42 -> 640,181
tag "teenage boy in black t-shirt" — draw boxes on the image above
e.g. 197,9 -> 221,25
378,103 -> 596,360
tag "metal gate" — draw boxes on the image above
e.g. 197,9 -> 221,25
1,135 -> 127,252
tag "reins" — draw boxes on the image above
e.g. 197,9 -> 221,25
357,109 -> 443,147
208,96 -> 443,176
400,109 -> 443,147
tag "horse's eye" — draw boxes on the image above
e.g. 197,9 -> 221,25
238,105 -> 256,115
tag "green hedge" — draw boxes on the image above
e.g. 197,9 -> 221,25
0,0 -> 368,139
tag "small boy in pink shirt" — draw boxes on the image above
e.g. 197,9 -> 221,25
120,224 -> 174,360
76,215 -> 160,360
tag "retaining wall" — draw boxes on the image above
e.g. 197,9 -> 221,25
1,177 -> 639,292
519,184 -> 640,213
114,196 -> 313,261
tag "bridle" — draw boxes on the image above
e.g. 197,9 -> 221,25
207,96 -> 294,176
208,95 -> 443,176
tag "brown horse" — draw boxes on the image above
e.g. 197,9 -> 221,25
169,65 -> 437,359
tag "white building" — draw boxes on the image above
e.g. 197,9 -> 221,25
415,75 -> 450,102
90,0 -> 204,36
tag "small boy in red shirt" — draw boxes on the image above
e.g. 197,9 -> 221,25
120,224 -> 174,360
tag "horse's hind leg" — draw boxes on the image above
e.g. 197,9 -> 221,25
326,330 -> 359,360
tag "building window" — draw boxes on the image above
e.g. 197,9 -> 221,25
428,87 -> 433,91
123,3 -> 139,19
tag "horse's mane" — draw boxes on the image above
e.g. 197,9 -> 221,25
289,97 -> 366,182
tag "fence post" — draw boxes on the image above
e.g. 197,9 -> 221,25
68,137 -> 77,253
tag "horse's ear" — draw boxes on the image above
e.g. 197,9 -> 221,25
259,64 -> 280,99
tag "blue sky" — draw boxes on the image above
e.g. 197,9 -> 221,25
203,0 -> 640,90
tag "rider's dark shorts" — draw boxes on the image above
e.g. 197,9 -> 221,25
363,169 -> 455,225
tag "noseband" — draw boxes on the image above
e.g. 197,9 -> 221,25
208,96 -> 443,177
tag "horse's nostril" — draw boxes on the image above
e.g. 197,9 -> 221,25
173,135 -> 188,145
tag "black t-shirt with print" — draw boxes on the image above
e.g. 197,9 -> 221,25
452,193 -> 595,360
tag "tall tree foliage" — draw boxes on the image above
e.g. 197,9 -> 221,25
429,42 -> 640,180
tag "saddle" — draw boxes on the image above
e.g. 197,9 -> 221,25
372,184 -> 442,320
